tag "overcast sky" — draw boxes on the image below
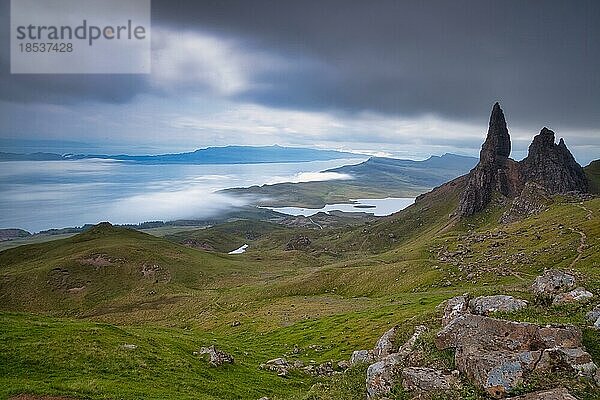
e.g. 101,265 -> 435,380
1,0 -> 599,163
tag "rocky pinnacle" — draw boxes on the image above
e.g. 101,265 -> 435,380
457,103 -> 589,218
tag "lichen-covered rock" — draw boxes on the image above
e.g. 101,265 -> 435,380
553,287 -> 594,305
350,349 -> 375,365
469,295 -> 528,315
455,348 -> 541,398
435,314 -> 590,397
365,325 -> 429,398
531,270 -> 576,296
365,354 -> 401,398
373,326 -> 398,359
586,304 -> 600,328
442,295 -> 470,326
435,314 -> 581,352
401,367 -> 460,392
510,388 -> 578,399
197,345 -> 234,367
537,347 -> 598,377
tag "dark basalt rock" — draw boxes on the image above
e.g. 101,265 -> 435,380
458,103 -> 589,218
520,128 -> 589,194
458,103 -> 522,216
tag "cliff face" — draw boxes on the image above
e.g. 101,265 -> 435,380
457,103 -> 588,217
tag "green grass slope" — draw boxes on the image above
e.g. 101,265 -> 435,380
1,187 -> 599,399
585,160 -> 600,194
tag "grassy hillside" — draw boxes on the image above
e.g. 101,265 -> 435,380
1,186 -> 599,399
585,160 -> 600,194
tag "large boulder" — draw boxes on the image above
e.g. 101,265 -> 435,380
510,388 -> 578,399
469,295 -> 528,315
401,367 -> 460,393
435,314 -> 594,397
435,314 -> 582,352
531,270 -> 576,296
441,295 -> 470,326
537,347 -> 598,376
455,348 -> 541,398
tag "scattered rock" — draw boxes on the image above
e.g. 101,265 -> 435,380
350,349 -> 375,366
121,344 -> 137,350
401,367 -> 460,392
531,269 -> 576,296
284,236 -> 311,251
365,325 -> 428,398
197,346 -> 234,367
441,295 -> 469,326
337,360 -> 350,371
140,264 -> 171,283
586,304 -> 600,328
230,320 -> 241,327
500,182 -> 552,224
553,287 -> 594,305
510,388 -> 578,399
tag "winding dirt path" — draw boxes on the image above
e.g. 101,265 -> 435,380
568,202 -> 593,269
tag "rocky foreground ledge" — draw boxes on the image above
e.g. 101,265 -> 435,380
348,269 -> 599,399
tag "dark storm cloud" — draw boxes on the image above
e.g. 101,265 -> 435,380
1,0 -> 599,129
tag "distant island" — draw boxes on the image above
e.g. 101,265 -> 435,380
0,145 -> 361,165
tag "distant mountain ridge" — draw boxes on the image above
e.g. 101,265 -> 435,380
327,153 -> 478,188
223,153 -> 479,207
0,145 -> 359,164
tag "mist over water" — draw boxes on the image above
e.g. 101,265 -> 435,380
0,158 -> 363,232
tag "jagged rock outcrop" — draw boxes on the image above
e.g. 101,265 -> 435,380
458,103 -> 589,218
436,313 -> 597,397
520,128 -> 589,194
364,325 -> 428,398
458,103 -> 521,216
